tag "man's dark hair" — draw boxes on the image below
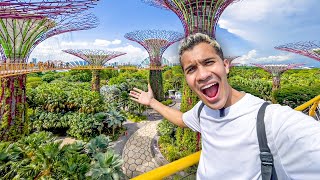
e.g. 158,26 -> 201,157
179,33 -> 224,64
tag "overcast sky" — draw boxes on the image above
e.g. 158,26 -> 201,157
29,0 -> 320,67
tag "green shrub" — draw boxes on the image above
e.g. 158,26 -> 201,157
0,132 -> 124,179
161,99 -> 173,106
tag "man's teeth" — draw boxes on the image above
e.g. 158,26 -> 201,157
201,83 -> 217,90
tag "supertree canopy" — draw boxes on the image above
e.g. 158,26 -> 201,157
225,55 -> 239,67
275,41 -> 320,62
125,29 -> 184,101
62,49 -> 126,92
0,0 -> 99,141
252,64 -> 303,91
143,0 -> 240,39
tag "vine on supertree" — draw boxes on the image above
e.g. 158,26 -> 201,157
0,0 -> 99,141
62,49 -> 126,92
275,41 -> 320,62
125,29 -> 184,101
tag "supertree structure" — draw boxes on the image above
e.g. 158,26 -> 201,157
143,0 -> 239,38
125,29 -> 184,101
252,64 -> 303,91
62,49 -> 126,92
143,0 -> 241,112
275,41 -> 320,62
225,55 -> 240,67
0,0 -> 99,141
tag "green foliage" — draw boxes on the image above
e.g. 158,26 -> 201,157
41,73 -> 56,83
0,132 -> 124,179
26,76 -> 43,89
161,99 -> 173,106
273,84 -> 320,108
157,120 -> 197,162
181,79 -> 199,112
229,76 -> 272,101
163,66 -> 184,96
101,79 -> 147,116
126,113 -> 147,123
63,70 -> 92,82
157,119 -> 175,136
86,151 -> 124,180
27,81 -> 103,113
85,134 -> 111,156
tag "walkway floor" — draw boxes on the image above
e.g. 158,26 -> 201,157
121,100 -> 181,178
122,120 -> 160,178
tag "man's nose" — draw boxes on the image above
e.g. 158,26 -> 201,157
197,66 -> 211,82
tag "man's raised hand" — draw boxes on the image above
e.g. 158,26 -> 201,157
129,84 -> 154,106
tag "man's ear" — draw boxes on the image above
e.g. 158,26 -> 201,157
223,59 -> 230,74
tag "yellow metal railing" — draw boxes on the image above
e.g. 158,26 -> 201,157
132,94 -> 320,180
131,151 -> 201,180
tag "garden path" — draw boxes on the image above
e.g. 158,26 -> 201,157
120,100 -> 181,178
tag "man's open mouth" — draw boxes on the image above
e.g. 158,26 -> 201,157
201,83 -> 219,98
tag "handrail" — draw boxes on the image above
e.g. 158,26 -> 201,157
131,151 -> 201,180
294,95 -> 320,111
132,94 -> 320,180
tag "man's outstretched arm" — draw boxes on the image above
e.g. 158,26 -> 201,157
129,84 -> 187,128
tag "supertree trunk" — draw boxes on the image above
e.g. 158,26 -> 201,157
0,74 -> 28,141
180,79 -> 199,112
92,69 -> 101,92
272,75 -> 281,91
150,69 -> 164,101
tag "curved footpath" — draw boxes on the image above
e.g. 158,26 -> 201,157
122,120 -> 160,178
121,100 -> 181,178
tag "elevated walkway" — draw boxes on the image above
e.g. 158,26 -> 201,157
0,63 -> 164,78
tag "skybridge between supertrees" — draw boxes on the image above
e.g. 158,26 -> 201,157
125,30 -> 184,101
143,0 -> 240,111
0,0 -> 99,141
252,64 -> 303,91
275,41 -> 320,62
62,49 -> 126,92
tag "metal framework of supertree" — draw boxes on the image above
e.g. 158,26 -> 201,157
62,49 -> 126,92
124,29 -> 184,101
0,0 -> 99,141
225,55 -> 240,67
143,0 -> 240,39
275,41 -> 320,62
252,63 -> 303,91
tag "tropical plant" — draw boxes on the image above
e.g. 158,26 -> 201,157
86,151 -> 124,180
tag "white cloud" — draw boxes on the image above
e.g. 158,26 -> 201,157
29,38 -> 147,65
219,0 -> 320,44
93,39 -> 122,46
234,49 -> 293,64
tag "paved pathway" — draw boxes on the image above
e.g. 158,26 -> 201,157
122,120 -> 160,178
121,100 -> 181,178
